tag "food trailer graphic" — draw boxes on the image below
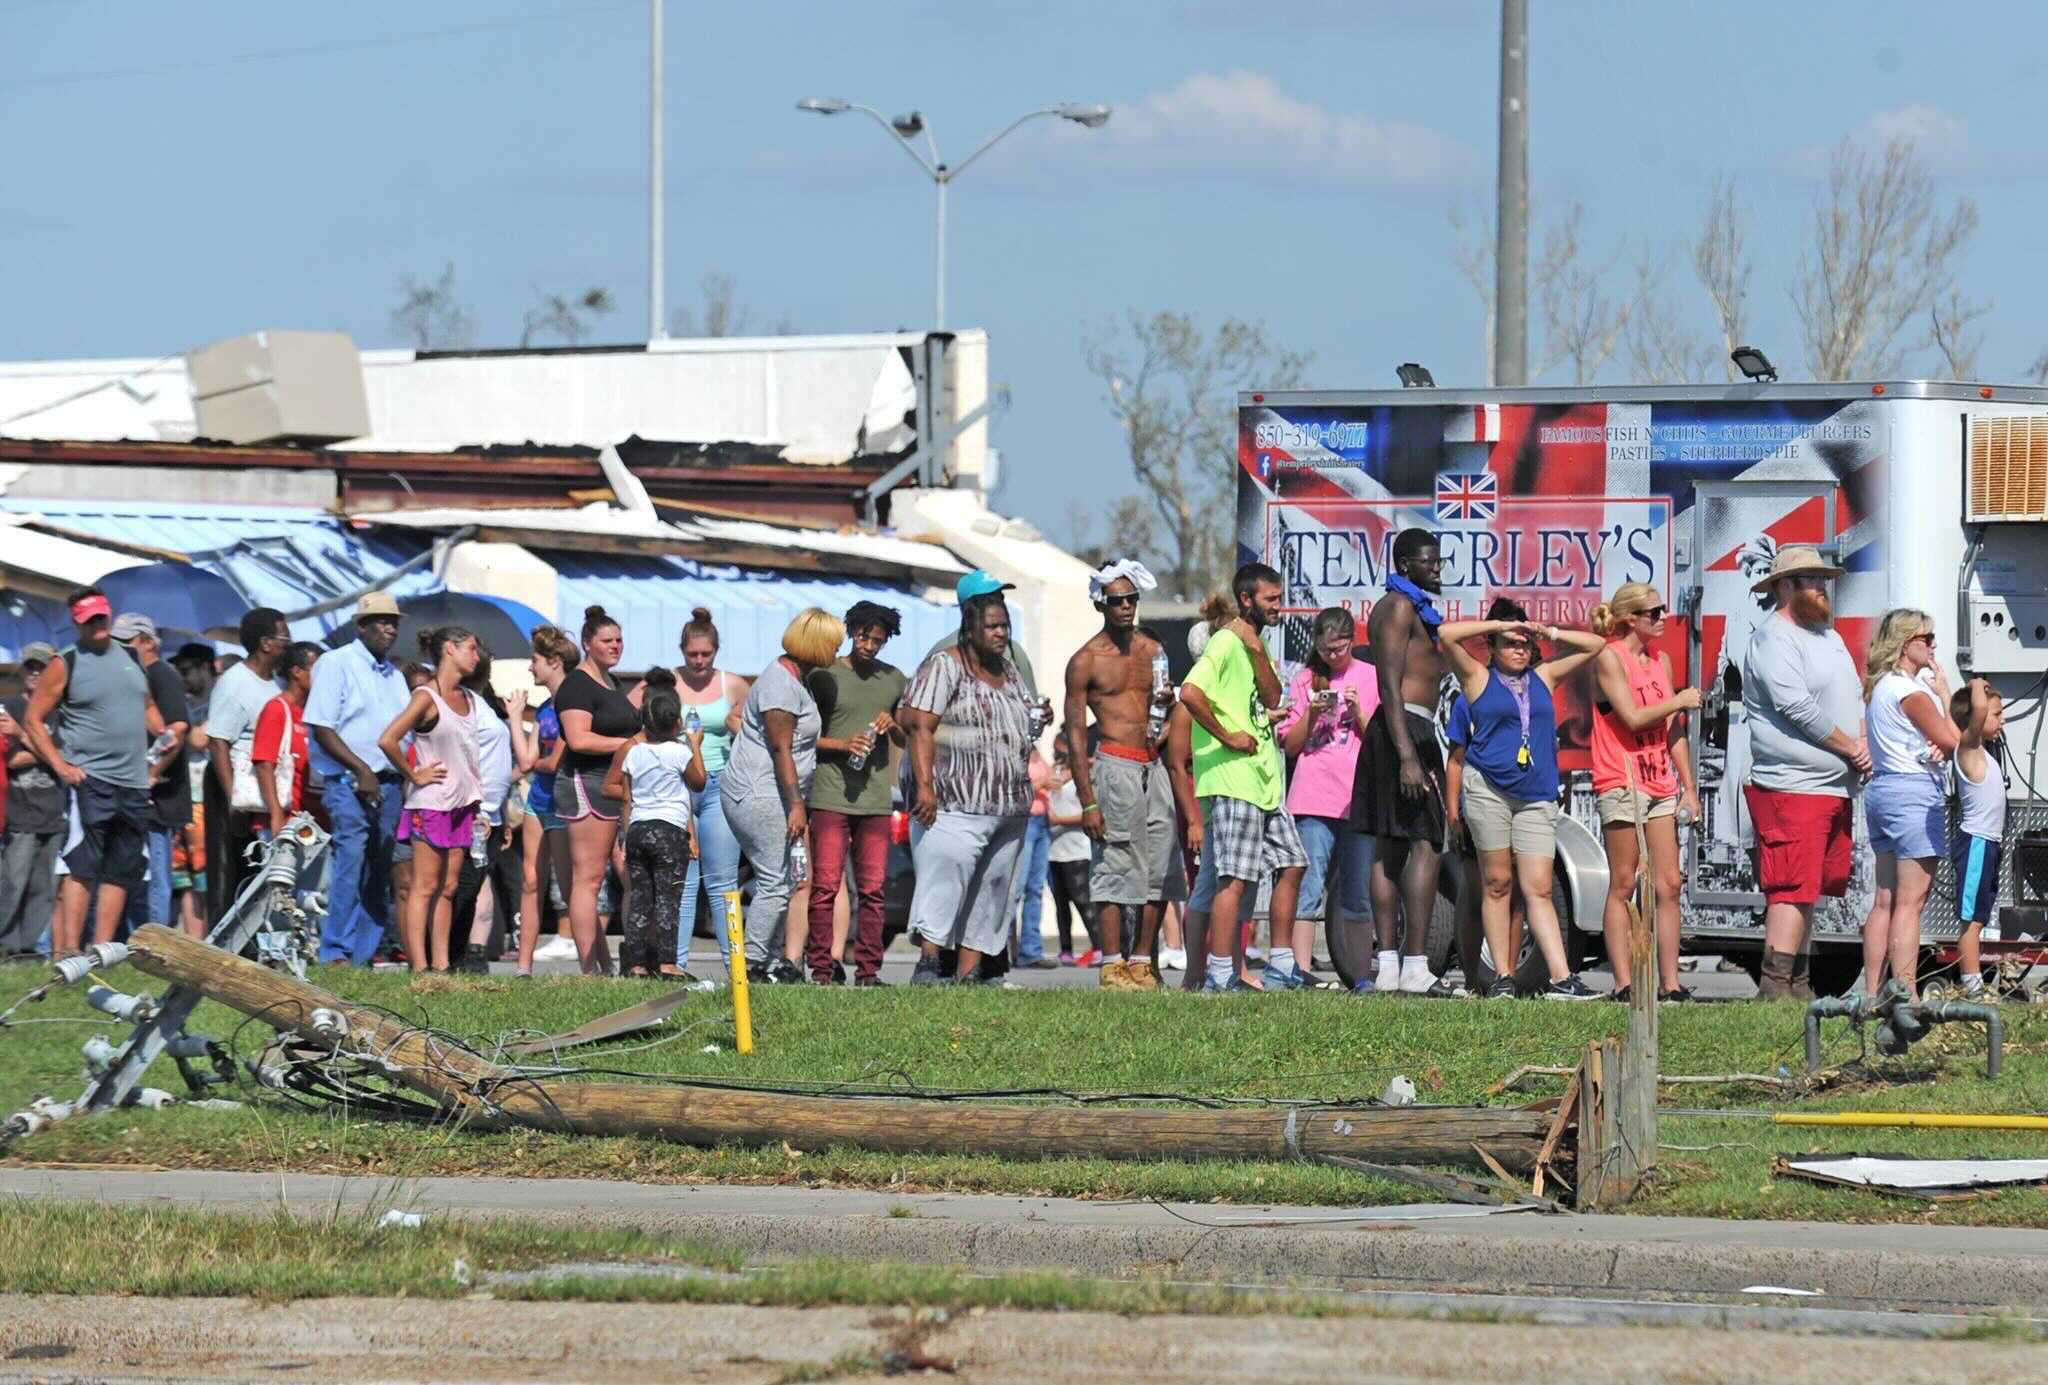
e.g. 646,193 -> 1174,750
1238,382 -> 2048,994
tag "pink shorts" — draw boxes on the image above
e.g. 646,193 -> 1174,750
398,802 -> 479,851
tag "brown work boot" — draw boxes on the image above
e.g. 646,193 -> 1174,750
1100,958 -> 1135,990
1126,958 -> 1160,990
1757,948 -> 1798,1001
1788,950 -> 1815,1002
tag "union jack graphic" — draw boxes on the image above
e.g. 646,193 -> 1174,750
1434,469 -> 1497,522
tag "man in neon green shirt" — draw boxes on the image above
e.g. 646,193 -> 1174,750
1179,562 -> 1308,992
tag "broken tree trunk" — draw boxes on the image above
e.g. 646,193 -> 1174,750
123,925 -> 1555,1173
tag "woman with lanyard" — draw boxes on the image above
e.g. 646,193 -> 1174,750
668,608 -> 749,973
1860,608 -> 1958,1002
1436,598 -> 1604,999
509,625 -> 578,976
552,605 -> 638,975
1588,583 -> 1702,1003
720,608 -> 841,983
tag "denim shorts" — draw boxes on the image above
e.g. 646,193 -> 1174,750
1864,772 -> 1945,860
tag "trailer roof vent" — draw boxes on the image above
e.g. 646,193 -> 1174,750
1966,416 -> 2048,522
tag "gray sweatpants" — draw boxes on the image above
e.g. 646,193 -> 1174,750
0,829 -> 60,956
720,784 -> 792,965
910,811 -> 1028,957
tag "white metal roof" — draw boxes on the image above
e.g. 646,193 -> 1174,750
0,330 -> 968,463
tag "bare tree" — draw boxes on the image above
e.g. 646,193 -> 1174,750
1086,312 -> 1310,600
520,287 -> 615,348
671,271 -> 748,338
390,264 -> 476,351
1793,136 -> 1979,380
1928,288 -> 1987,379
1624,253 -> 1716,384
1536,203 -> 1637,385
1694,177 -> 1751,378
1447,199 -> 1496,384
1064,496 -> 1159,573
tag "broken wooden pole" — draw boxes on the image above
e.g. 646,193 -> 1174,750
121,925 -> 1555,1174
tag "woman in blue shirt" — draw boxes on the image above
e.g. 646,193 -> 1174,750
1437,598 -> 1604,1000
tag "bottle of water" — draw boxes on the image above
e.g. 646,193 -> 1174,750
1146,650 -> 1171,744
684,707 -> 702,737
847,715 -> 882,771
468,814 -> 489,866
789,838 -> 809,888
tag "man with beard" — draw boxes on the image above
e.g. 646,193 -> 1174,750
1064,559 -> 1177,991
1741,546 -> 1867,1000
305,593 -> 411,964
1351,528 -> 1450,995
1180,562 -> 1307,992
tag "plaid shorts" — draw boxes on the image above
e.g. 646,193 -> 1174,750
1202,795 -> 1308,884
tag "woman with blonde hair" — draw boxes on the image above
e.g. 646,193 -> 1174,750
1859,607 -> 1957,1001
719,607 -> 844,982
1588,583 -> 1702,1002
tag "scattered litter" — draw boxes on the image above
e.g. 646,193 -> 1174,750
700,1044 -> 721,1055
502,988 -> 699,1057
1742,1285 -> 1822,1297
1776,1154 -> 2048,1199
1381,1075 -> 1417,1107
451,1257 -> 471,1287
377,1209 -> 424,1229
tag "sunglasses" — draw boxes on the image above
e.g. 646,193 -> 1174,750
1910,632 -> 1937,648
1634,605 -> 1667,621
1495,638 -> 1536,654
1101,593 -> 1140,608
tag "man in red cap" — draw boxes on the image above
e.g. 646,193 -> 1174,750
21,586 -> 165,957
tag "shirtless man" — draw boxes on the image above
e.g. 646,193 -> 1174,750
1064,560 -> 1177,991
1350,528 -> 1450,995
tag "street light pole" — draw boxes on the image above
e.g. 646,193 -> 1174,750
796,99 -> 1111,332
648,0 -> 666,341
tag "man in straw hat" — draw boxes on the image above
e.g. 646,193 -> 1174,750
1740,544 -> 1867,1000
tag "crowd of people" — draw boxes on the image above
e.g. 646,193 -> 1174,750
0,537 -> 2004,1006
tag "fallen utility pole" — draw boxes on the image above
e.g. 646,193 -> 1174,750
122,925 -> 1559,1177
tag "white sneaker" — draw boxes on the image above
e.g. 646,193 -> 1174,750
1245,946 -> 1265,962
1399,962 -> 1439,994
533,936 -> 578,962
1374,958 -> 1401,993
1158,947 -> 1187,971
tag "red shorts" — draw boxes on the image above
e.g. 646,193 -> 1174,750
1745,785 -> 1853,907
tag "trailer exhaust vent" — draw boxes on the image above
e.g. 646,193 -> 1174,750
1967,416 -> 2048,522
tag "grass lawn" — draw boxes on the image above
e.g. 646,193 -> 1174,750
0,1201 -> 1369,1320
2,958 -> 2046,1224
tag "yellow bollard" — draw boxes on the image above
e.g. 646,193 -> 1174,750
724,890 -> 753,1054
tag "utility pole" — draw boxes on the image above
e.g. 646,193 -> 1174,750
1492,0 -> 1528,387
647,0 -> 666,341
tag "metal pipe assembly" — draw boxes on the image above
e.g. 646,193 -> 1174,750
1804,984 -> 2004,1079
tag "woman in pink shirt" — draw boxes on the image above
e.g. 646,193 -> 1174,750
1589,583 -> 1701,1002
1277,606 -> 1380,989
377,625 -> 485,973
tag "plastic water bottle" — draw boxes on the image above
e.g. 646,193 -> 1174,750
468,815 -> 489,866
1146,650 -> 1171,744
789,838 -> 809,888
847,715 -> 882,771
684,707 -> 702,737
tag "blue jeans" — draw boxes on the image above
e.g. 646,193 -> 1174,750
678,771 -> 744,967
320,774 -> 402,965
1295,815 -> 1374,921
122,827 -> 174,935
1013,814 -> 1051,962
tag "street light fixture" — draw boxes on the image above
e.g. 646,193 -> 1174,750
1730,346 -> 1778,383
796,97 -> 1112,329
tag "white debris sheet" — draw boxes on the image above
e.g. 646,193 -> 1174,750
1778,1155 -> 2048,1195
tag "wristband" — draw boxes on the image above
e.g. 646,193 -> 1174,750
1080,801 -> 1099,811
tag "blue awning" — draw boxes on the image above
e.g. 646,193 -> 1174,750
0,591 -> 70,662
548,551 -> 956,675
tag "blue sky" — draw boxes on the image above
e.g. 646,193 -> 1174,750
3,1 -> 2039,538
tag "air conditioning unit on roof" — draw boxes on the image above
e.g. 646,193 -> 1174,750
186,330 -> 371,446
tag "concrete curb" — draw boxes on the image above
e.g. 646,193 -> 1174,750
7,1167 -> 2046,1310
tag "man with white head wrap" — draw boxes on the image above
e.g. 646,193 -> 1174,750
1063,559 -> 1178,990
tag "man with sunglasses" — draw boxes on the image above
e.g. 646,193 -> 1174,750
1064,560 -> 1177,990
1741,546 -> 1866,1000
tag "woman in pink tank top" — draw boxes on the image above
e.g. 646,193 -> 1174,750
1589,584 -> 1702,1003
378,626 -> 485,972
